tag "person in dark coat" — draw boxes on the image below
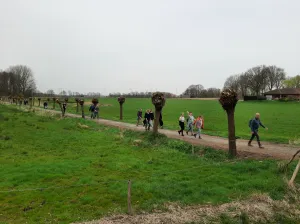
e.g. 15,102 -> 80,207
159,112 -> 163,129
136,109 -> 143,126
144,110 -> 151,130
89,104 -> 95,118
248,113 -> 268,148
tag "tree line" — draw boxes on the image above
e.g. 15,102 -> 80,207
223,65 -> 300,97
180,84 -> 221,98
109,91 -> 177,98
0,65 -> 36,97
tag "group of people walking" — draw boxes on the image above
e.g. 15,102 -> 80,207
89,103 -> 99,119
178,111 -> 204,139
136,109 -> 163,130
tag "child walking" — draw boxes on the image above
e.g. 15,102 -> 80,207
194,116 -> 203,139
186,111 -> 195,136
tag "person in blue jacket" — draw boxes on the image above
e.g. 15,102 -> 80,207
248,113 -> 268,148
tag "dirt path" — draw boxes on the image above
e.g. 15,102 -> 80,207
36,107 -> 299,160
3,103 -> 298,160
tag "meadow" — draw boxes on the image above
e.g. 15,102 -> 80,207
38,98 -> 300,144
0,105 -> 299,223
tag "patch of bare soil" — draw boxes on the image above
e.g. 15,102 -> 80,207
75,192 -> 300,224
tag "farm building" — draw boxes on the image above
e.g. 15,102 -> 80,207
264,88 -> 300,99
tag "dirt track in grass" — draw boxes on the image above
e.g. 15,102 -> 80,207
26,105 -> 300,160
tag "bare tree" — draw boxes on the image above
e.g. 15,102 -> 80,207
219,89 -> 238,158
151,92 -> 166,134
224,75 -> 240,93
238,73 -> 250,97
7,65 -> 36,96
117,97 -> 126,120
46,89 -> 55,96
263,66 -> 286,90
245,65 -> 267,96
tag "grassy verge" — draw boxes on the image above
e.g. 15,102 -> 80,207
0,105 -> 299,223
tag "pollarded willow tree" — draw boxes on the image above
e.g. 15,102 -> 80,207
56,99 -> 64,117
52,97 -> 56,109
219,88 -> 239,157
75,98 -> 80,113
79,99 -> 85,118
117,97 -> 125,120
18,94 -> 24,107
151,92 -> 166,134
38,98 -> 41,107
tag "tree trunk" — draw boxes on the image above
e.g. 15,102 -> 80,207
38,100 -> 41,107
53,101 -> 55,109
81,105 -> 85,118
76,102 -> 79,113
227,109 -> 237,157
289,158 -> 300,187
119,103 -> 123,120
153,109 -> 161,134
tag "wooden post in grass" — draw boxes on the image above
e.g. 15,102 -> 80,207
151,92 -> 166,134
289,158 -> 300,187
127,180 -> 132,215
79,99 -> 85,118
117,97 -> 125,120
219,89 -> 238,158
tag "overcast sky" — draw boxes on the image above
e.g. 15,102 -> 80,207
1,0 -> 299,95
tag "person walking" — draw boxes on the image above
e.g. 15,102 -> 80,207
89,104 -> 95,119
144,110 -> 151,130
93,104 -> 99,119
248,113 -> 268,148
159,112 -> 163,129
62,102 -> 67,116
194,116 -> 203,139
178,113 -> 185,136
136,109 -> 143,126
186,111 -> 195,136
149,109 -> 154,129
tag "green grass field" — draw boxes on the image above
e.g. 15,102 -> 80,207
36,98 -> 300,144
0,105 -> 299,223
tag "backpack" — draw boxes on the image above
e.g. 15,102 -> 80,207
248,119 -> 253,127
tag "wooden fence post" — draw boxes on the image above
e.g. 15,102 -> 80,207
289,158 -> 300,187
127,180 -> 132,215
